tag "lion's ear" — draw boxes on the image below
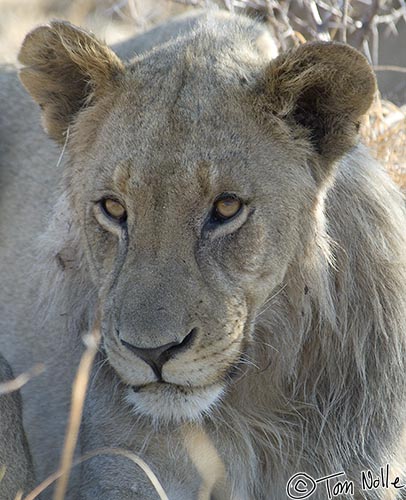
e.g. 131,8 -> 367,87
18,21 -> 124,143
264,42 -> 376,180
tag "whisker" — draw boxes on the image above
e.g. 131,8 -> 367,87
255,283 -> 288,319
55,126 -> 70,168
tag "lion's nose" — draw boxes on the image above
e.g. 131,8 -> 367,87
120,328 -> 197,379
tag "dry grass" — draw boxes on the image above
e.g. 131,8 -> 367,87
362,98 -> 406,191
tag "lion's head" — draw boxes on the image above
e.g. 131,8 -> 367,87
18,15 -> 377,424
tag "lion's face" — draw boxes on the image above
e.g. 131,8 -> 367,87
18,18 -> 375,422
72,81 -> 316,422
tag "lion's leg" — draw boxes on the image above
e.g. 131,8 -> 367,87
0,353 -> 35,499
75,370 -> 204,499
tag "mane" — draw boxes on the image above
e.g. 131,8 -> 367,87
211,145 -> 406,498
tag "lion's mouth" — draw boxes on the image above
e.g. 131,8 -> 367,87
130,357 -> 243,394
130,379 -> 218,396
125,379 -> 226,423
130,380 -> 184,393
103,328 -> 248,422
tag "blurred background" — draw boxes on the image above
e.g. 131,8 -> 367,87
1,0 -> 405,188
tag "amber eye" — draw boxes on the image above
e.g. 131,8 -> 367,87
101,199 -> 127,223
212,195 -> 242,222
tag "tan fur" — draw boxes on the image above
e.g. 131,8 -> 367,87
1,11 -> 406,500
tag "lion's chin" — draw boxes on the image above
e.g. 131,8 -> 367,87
124,382 -> 225,424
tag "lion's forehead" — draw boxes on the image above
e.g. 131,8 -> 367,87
82,91 -> 275,195
108,84 -> 255,151
85,99 -> 265,197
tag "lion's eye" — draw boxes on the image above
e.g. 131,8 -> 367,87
212,195 -> 242,222
101,199 -> 127,223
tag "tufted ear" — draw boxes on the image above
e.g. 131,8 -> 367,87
18,21 -> 125,143
263,42 -> 376,181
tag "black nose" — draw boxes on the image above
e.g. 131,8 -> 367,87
120,328 -> 197,379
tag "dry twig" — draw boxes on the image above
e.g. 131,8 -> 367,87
53,325 -> 101,500
0,364 -> 45,395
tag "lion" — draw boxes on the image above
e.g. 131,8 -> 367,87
1,9 -> 406,499
0,353 -> 35,498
